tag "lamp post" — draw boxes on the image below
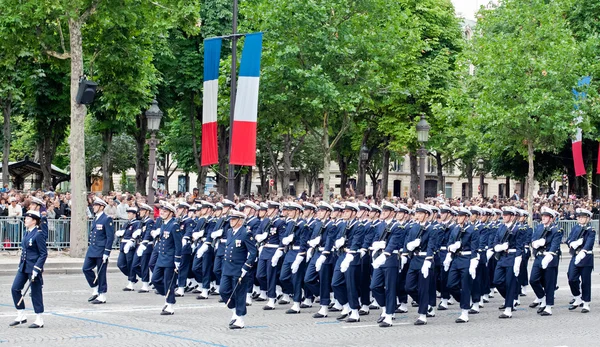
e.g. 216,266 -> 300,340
416,115 -> 430,203
146,99 -> 163,205
357,144 -> 369,195
478,158 -> 485,197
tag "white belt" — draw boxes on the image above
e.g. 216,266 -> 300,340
264,244 -> 279,248
542,252 -> 555,256
440,247 -> 447,251
507,249 -> 517,253
459,251 -> 472,256
291,246 -> 301,251
220,239 -> 227,243
392,250 -> 399,254
524,245 -> 530,249
416,252 -> 427,256
318,247 -> 325,252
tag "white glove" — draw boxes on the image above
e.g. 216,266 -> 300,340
240,269 -> 247,278
513,256 -> 522,277
31,270 -> 39,280
306,248 -> 314,261
291,255 -> 304,274
371,241 -> 386,251
469,258 -> 478,279
132,229 -> 142,238
443,253 -> 452,272
255,232 -> 268,243
315,254 -> 326,272
541,253 -> 553,269
421,259 -> 431,279
271,249 -> 283,267
196,243 -> 209,258
531,238 -> 545,249
308,236 -> 321,247
182,238 -> 188,247
137,244 -> 147,257
570,238 -> 584,249
372,254 -> 387,269
192,232 -> 202,241
494,242 -> 509,252
400,255 -> 408,270
123,240 -> 134,254
151,229 -> 160,238
575,250 -> 586,265
448,241 -> 461,253
359,249 -> 366,258
406,238 -> 421,251
340,254 -> 354,273
115,229 -> 125,237
174,261 -> 180,272
282,234 -> 294,246
486,249 -> 494,261
335,237 -> 346,249
103,254 -> 109,263
210,229 -> 223,239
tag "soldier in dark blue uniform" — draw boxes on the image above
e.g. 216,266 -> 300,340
436,205 -> 457,311
241,200 -> 262,305
444,207 -> 479,323
209,199 -> 235,296
82,197 -> 114,304
256,201 -> 286,310
9,210 -> 47,328
517,210 -> 533,297
116,206 -> 141,291
486,208 -> 502,299
394,204 -> 413,314
220,210 -> 258,329
467,206 -> 485,314
304,202 -> 332,316
356,202 -> 374,315
132,203 -> 155,293
175,202 -> 196,297
528,207 -> 561,315
567,208 -> 596,313
190,200 -> 214,296
151,203 -> 182,315
197,202 -> 224,299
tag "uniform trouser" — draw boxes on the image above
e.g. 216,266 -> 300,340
438,252 -> 450,300
318,263 -> 334,305
117,250 -> 136,282
151,266 -> 176,304
479,252 -> 490,297
191,253 -> 204,284
149,247 -> 159,273
132,249 -> 152,283
405,260 -> 430,315
530,262 -> 558,306
257,258 -> 280,299
220,274 -> 250,317
447,264 -> 473,310
359,254 -> 372,306
518,249 -> 530,288
201,248 -> 215,289
213,255 -> 223,286
331,255 -> 349,306
487,257 -> 497,290
246,264 -> 258,294
177,253 -> 192,287
83,256 -> 108,293
493,262 -> 517,308
568,260 -> 593,302
397,261 -> 409,304
370,266 -> 397,315
304,255 -> 320,300
471,258 -> 486,303
12,271 -> 44,313
428,264 -> 437,307
280,258 -> 306,302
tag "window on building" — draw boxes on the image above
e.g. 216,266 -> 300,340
391,160 -> 404,172
445,162 -> 455,175
393,180 -> 401,197
498,184 -> 506,198
445,182 -> 453,198
427,158 -> 436,174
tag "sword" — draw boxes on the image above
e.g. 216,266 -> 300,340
165,269 -> 179,298
226,276 -> 244,306
17,277 -> 34,306
93,260 -> 107,285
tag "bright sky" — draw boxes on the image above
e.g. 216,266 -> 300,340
451,0 -> 484,20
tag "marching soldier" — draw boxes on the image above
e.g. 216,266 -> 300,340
242,200 -> 262,305
395,204 -> 413,314
517,210 -> 533,297
357,202 -> 375,315
529,207 -> 561,315
437,205 -> 457,311
486,208 -> 502,298
190,200 -> 214,295
151,202 -> 181,315
304,202 -> 333,316
116,206 -> 141,291
566,208 -> 596,313
175,202 -> 196,297
132,203 -> 155,293
468,206 -> 485,314
197,203 -> 224,298
82,197 -> 114,304
210,199 -> 236,296
220,210 -> 258,329
296,202 -> 321,309
9,210 -> 47,328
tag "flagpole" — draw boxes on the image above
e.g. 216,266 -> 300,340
227,0 -> 238,200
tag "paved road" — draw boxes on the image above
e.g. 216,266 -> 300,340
0,264 -> 599,347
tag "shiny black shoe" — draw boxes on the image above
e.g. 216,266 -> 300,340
278,299 -> 290,305
426,307 -> 435,318
483,298 -> 490,303
122,287 -> 135,292
455,317 -> 468,323
196,295 -> 208,300
539,310 -> 552,316
313,312 -> 327,318
377,316 -> 385,324
395,307 -> 408,314
346,317 -> 360,323
468,309 -> 479,315
28,323 -> 43,328
498,305 -> 506,310
160,311 -> 174,315
138,289 -> 149,293
229,324 -> 244,330
529,302 -> 540,308
88,294 -> 99,302
336,313 -> 348,321
498,313 -> 512,319
286,309 -> 300,314
251,292 -> 260,299
229,319 -> 236,326
582,307 -> 590,313
300,303 -> 312,309
379,321 -> 392,328
569,298 -> 575,305
411,301 -> 419,307
9,319 -> 27,327
414,319 -> 427,325
437,304 -> 447,311
369,304 -> 380,310
569,303 -> 583,311
537,306 -> 546,314
91,299 -> 106,304
329,306 -> 342,312
255,297 -> 267,302
358,309 -> 369,316
218,298 -> 224,303
262,305 -> 275,311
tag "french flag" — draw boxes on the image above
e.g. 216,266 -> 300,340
201,38 -> 222,166
230,33 -> 263,166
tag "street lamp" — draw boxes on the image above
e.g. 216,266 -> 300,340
478,158 -> 485,197
416,114 -> 430,203
146,99 -> 163,205
357,144 -> 369,195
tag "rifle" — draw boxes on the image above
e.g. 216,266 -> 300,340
372,221 -> 396,259
336,221 -> 353,255
450,224 -> 466,259
210,217 -> 227,248
408,223 -> 426,258
533,225 -> 551,257
257,217 -> 276,248
494,223 -> 515,260
283,220 -> 299,253
570,225 -> 591,256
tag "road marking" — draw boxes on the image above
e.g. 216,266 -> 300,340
71,335 -> 103,339
341,323 -> 410,329
51,304 -> 222,315
315,321 -> 340,325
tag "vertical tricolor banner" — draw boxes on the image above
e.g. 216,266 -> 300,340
229,32 -> 263,166
201,38 -> 222,166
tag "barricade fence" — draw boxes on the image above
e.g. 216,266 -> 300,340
0,217 -> 598,251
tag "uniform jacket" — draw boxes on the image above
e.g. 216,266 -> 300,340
86,212 -> 115,258
567,224 -> 596,268
222,225 -> 258,277
18,226 -> 47,274
155,218 -> 182,268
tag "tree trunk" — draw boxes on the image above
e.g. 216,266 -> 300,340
217,124 -> 229,195
466,162 -> 474,198
197,166 -> 207,193
527,140 -> 535,223
505,176 -> 510,198
2,93 -> 11,188
257,164 -> 267,196
68,18 -> 88,258
381,143 -> 390,200
322,126 -> 331,202
39,136 -> 55,190
101,129 -> 112,195
409,152 -> 418,199
134,112 -> 148,194
338,154 -> 348,199
356,133 -> 368,195
435,152 -> 444,195
281,134 -> 292,197
243,167 -> 252,195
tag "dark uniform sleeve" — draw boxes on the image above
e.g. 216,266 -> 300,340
104,216 -> 115,256
582,227 -> 596,252
243,230 -> 258,271
34,230 -> 48,272
172,222 -> 183,262
548,226 -> 561,254
349,223 -> 365,252
469,225 -> 479,260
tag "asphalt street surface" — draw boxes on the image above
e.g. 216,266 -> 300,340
0,263 -> 599,347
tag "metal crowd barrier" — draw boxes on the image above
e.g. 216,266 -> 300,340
533,220 -> 600,242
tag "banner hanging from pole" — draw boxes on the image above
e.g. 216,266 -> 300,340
201,38 -> 222,166
229,32 -> 263,166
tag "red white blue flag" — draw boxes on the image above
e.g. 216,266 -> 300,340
201,38 -> 222,166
